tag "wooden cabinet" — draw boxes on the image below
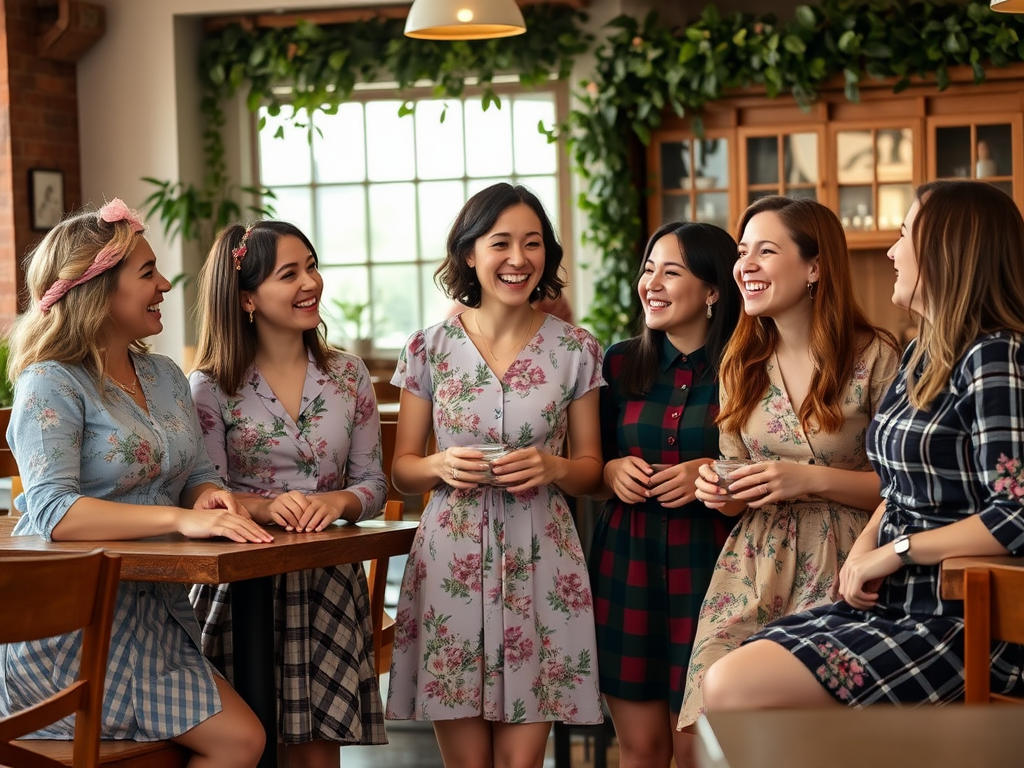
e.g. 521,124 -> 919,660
646,65 -> 1024,337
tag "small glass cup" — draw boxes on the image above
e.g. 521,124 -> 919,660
711,459 -> 756,492
466,443 -> 511,484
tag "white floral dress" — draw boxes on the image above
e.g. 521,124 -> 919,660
677,336 -> 899,728
386,314 -> 606,724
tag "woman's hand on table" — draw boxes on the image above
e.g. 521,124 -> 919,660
648,459 -> 709,508
604,456 -> 653,504
177,508 -> 274,543
294,496 -> 345,532
192,487 -> 252,518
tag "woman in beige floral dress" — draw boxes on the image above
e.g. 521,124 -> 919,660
676,197 -> 899,734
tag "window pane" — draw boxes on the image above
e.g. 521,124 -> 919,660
422,262 -> 452,324
785,133 -> 818,184
465,100 -> 513,178
372,263 -> 421,349
876,128 -> 912,183
418,180 -> 466,262
316,186 -> 367,265
746,136 -> 778,186
366,101 -> 415,182
320,265 -> 369,346
416,100 -> 464,180
268,186 -> 314,239
935,126 -> 971,178
369,183 -> 417,262
660,141 -> 690,190
696,137 -> 728,188
976,124 -> 1012,177
836,130 -> 874,185
259,108 -> 312,186
314,103 -> 366,183
522,176 -> 559,234
512,95 -> 556,175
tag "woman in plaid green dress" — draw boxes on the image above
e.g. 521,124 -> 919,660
591,222 -> 741,768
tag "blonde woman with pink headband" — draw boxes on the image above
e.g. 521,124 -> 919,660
1,200 -> 270,767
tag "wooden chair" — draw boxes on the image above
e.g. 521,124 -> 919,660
963,564 -> 1024,704
0,550 -> 121,768
367,499 -> 404,677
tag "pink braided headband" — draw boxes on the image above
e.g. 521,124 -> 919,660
38,198 -> 145,313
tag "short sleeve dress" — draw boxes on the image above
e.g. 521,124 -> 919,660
590,338 -> 733,713
189,349 -> 387,745
752,333 -> 1024,704
385,313 -> 606,724
678,335 -> 899,728
0,354 -> 223,740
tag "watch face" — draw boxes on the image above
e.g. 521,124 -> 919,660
894,535 -> 909,553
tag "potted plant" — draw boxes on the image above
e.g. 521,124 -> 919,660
331,299 -> 372,358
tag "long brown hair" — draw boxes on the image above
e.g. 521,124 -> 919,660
719,196 -> 896,434
192,221 -> 330,395
904,180 -> 1024,409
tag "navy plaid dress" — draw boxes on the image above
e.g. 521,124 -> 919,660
590,338 -> 732,712
755,333 -> 1024,704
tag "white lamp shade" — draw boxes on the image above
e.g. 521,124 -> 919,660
991,0 -> 1024,12
404,0 -> 527,40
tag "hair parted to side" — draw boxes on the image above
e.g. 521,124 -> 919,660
719,196 -> 897,435
904,180 -> 1024,410
7,206 -> 145,386
435,183 -> 566,307
192,220 -> 331,395
620,221 -> 741,397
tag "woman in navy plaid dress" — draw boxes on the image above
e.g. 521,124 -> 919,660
702,181 -> 1024,710
590,222 -> 740,768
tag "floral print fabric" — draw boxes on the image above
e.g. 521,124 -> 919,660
385,314 -> 606,724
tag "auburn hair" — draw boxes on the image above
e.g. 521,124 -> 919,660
718,197 -> 896,434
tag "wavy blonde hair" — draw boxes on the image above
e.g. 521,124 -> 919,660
904,180 -> 1024,409
6,206 -> 146,387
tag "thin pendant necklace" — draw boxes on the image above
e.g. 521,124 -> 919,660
109,372 -> 138,396
474,311 -> 534,363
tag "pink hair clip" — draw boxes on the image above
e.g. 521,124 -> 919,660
232,224 -> 255,271
38,198 -> 146,313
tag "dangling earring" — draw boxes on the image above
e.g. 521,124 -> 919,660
706,302 -> 713,319
249,310 -> 254,323
807,282 -> 816,302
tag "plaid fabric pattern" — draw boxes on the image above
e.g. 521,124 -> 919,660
591,338 -> 732,711
753,333 -> 1024,704
190,563 -> 386,745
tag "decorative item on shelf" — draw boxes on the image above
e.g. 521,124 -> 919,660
404,0 -> 526,40
976,140 -> 998,178
990,0 -> 1024,13
694,176 -> 717,190
29,169 -> 65,231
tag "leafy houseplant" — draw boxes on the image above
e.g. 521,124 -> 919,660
331,299 -> 371,357
0,338 -> 12,407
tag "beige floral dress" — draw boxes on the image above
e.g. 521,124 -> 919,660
677,336 -> 898,729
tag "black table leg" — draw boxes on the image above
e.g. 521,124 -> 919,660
232,576 -> 276,768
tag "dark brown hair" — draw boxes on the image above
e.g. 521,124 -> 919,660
435,183 -> 566,307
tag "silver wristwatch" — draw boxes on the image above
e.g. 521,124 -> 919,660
892,533 -> 914,566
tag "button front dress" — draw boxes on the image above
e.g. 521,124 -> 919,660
385,314 -> 606,724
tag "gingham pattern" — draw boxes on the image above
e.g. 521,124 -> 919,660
590,338 -> 732,712
1,356 -> 223,739
754,333 -> 1024,704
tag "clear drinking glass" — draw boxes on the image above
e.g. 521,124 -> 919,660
466,444 -> 511,484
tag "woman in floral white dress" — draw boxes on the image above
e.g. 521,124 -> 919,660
189,221 -> 387,768
676,197 -> 899,733
386,183 -> 605,768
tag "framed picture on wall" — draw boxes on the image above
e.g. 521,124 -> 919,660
30,168 -> 64,231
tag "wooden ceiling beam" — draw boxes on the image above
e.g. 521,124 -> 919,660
204,1 -> 588,34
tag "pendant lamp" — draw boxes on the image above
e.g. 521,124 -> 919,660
991,0 -> 1024,12
404,0 -> 527,40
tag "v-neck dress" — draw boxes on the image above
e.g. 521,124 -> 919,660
188,350 -> 387,746
385,313 -> 606,724
1,355 -> 224,740
677,336 -> 899,728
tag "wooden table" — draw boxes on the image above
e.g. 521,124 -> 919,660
0,519 -> 418,768
940,554 -> 1024,599
695,706 -> 1024,768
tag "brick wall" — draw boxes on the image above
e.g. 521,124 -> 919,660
0,0 -> 82,330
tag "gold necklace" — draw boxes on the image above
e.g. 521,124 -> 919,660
109,373 -> 138,396
474,311 -> 535,362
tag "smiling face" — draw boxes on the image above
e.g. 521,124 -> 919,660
887,199 -> 925,317
466,203 -> 545,308
243,234 -> 323,333
735,210 -> 818,320
639,233 -> 716,338
106,237 -> 171,345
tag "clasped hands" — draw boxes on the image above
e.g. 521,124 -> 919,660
443,446 -> 554,493
694,460 -> 810,509
604,457 -> 703,508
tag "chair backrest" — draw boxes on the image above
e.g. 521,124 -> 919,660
963,564 -> 1024,704
367,500 -> 403,676
0,550 -> 121,767
380,419 -> 400,501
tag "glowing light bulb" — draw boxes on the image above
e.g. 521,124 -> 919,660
456,8 -> 474,22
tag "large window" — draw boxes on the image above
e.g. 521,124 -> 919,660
257,87 -> 565,354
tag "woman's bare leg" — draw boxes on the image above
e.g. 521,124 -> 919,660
492,721 -> 551,768
703,640 -> 837,711
285,739 -> 340,768
434,717 -> 493,768
173,676 -> 266,768
604,696 -> 672,768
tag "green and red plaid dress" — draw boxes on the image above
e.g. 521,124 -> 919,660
590,337 -> 732,712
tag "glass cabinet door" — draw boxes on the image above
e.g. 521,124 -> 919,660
834,127 -> 915,232
743,131 -> 819,205
933,122 -> 1014,199
654,135 -> 731,231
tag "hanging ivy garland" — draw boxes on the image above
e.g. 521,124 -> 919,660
165,0 -> 1022,346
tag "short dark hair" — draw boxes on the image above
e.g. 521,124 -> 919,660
435,183 -> 566,307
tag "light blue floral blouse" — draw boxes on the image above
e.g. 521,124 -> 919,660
0,353 -> 224,740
